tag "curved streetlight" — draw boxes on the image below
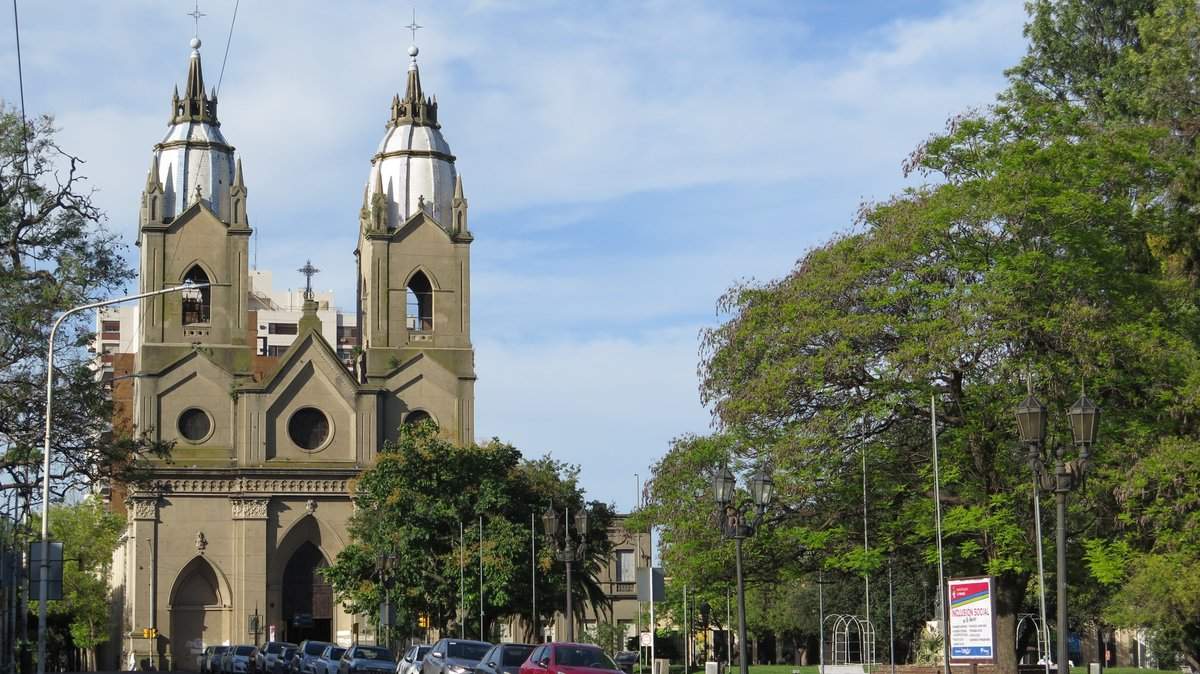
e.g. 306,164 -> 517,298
712,464 -> 773,674
1014,378 -> 1099,673
37,282 -> 209,674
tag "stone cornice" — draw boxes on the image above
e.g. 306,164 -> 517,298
127,467 -> 360,497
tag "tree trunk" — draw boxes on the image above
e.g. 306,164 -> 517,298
993,573 -> 1026,674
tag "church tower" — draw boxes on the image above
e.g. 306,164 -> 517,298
136,35 -> 252,376
357,43 -> 476,445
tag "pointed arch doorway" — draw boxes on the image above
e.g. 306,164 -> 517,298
282,541 -> 333,643
170,557 -> 228,671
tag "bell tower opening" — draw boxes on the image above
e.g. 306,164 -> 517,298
282,541 -> 333,644
181,265 -> 211,325
406,271 -> 433,332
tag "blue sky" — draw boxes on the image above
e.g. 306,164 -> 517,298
1,1 -> 1029,511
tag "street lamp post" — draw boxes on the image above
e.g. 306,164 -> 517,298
36,282 -> 208,674
712,465 -> 774,674
376,552 -> 398,652
1015,380 -> 1100,673
542,505 -> 590,642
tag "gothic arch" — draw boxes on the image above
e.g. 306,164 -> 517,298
177,259 -> 218,285
169,556 -> 231,670
405,269 -> 435,332
403,265 -> 440,290
273,515 -> 342,644
272,514 -> 344,580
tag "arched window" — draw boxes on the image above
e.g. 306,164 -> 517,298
404,410 -> 435,428
405,271 -> 433,332
181,266 -> 211,325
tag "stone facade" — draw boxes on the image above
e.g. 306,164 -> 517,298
108,37 -> 474,670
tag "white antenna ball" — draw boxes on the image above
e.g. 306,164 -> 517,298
190,37 -> 202,50
408,44 -> 419,57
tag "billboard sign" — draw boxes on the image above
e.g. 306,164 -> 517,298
947,576 -> 996,663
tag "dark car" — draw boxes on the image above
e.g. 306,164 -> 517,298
397,645 -> 432,674
612,652 -> 638,674
299,641 -> 336,674
262,642 -> 299,674
338,645 -> 395,674
474,644 -> 535,674
519,643 -> 620,674
276,647 -> 302,674
208,646 -> 232,674
422,639 -> 493,674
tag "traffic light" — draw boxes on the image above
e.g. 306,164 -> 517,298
142,627 -> 158,639
417,614 -> 429,629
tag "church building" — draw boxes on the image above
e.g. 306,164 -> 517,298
108,35 -> 475,670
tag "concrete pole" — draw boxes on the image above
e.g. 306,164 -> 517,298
735,538 -> 748,674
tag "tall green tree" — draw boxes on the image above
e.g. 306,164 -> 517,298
42,496 -> 125,671
0,106 -> 167,507
641,1 -> 1200,671
323,423 -> 613,642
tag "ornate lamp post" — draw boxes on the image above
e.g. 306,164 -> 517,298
543,505 -> 591,642
713,465 -> 774,674
1015,381 -> 1099,672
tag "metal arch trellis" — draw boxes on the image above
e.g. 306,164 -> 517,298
825,613 -> 877,670
1017,612 -> 1049,667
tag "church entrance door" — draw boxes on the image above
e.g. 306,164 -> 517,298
170,558 -> 227,671
282,542 -> 333,643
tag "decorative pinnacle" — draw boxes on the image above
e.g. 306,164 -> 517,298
298,260 -> 320,301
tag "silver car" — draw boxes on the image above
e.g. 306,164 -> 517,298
397,646 -> 431,674
319,645 -> 348,674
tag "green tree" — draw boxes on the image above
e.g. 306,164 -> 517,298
41,496 -> 125,670
640,2 -> 1200,671
0,105 -> 168,507
323,423 -> 613,642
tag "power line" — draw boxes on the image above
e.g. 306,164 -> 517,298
11,0 -> 31,208
216,0 -> 240,96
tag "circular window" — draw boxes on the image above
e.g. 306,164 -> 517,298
404,410 -> 436,428
178,408 -> 212,443
288,407 -> 330,450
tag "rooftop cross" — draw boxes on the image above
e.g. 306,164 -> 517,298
405,9 -> 422,45
298,260 -> 320,301
187,1 -> 206,39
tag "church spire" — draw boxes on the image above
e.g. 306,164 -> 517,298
171,37 -> 220,125
388,44 -> 439,128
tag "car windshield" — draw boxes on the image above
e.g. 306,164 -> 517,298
555,647 -> 616,670
329,648 -> 347,660
305,643 -> 330,656
215,647 -> 230,654
354,647 -> 392,661
447,642 -> 491,661
502,647 -> 534,666
235,647 -> 256,656
416,646 -> 432,661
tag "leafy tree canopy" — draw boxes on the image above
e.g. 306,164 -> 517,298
640,0 -> 1200,669
323,423 -> 613,642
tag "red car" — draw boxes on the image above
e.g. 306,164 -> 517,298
519,643 -> 621,674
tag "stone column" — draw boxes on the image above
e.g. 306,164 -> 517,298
129,495 -> 160,668
231,497 -> 270,645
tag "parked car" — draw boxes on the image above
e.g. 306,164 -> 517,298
277,646 -> 302,674
422,639 -> 492,674
208,646 -> 232,674
299,641 -> 336,674
519,643 -> 620,674
339,645 -> 395,674
261,641 -> 299,673
612,652 -> 638,674
474,644 -> 534,674
224,645 -> 261,674
319,645 -> 349,674
397,645 -> 432,674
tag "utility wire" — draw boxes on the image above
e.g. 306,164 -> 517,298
216,0 -> 240,96
11,0 -> 31,209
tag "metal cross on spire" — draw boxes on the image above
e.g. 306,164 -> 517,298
298,260 -> 320,301
405,9 -> 423,44
187,0 -> 206,38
